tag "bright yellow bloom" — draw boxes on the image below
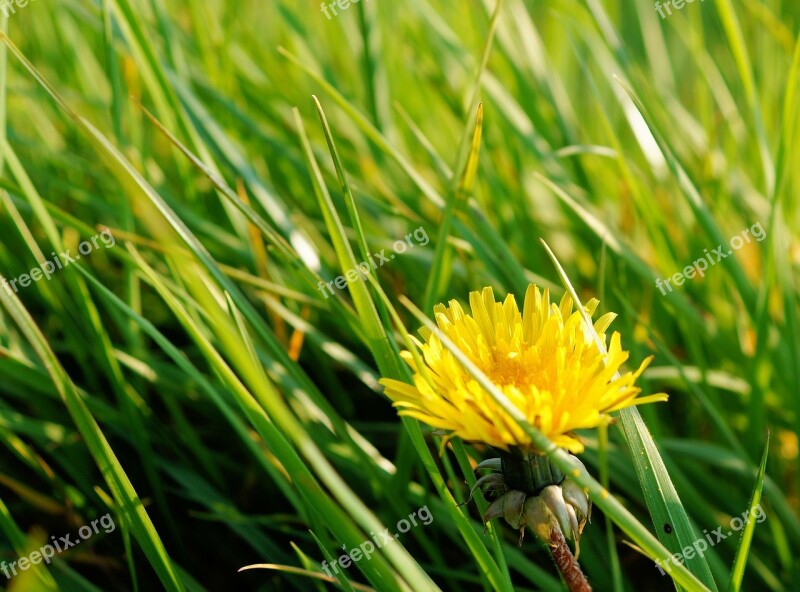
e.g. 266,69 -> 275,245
380,285 -> 666,453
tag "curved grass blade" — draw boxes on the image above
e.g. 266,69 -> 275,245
540,239 -> 718,591
0,498 -> 58,590
294,105 -> 402,378
360,272 -> 512,591
296,102 -> 513,590
128,247 -> 414,592
239,563 -> 374,591
727,431 -> 770,592
278,46 -> 531,293
613,77 -> 755,313
0,282 -> 185,591
422,0 -> 503,310
309,529 -> 360,592
713,0 -> 773,195
399,292 -> 711,591
422,102 -> 483,311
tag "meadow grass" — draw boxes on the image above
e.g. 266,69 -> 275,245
0,0 -> 797,590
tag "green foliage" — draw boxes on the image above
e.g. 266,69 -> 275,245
0,0 -> 797,590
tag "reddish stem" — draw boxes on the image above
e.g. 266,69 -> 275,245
549,529 -> 591,592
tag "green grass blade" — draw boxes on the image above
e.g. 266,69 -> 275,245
422,103 -> 484,310
727,431 -> 770,592
398,292 -> 712,592
0,282 -> 185,591
541,239 -> 718,591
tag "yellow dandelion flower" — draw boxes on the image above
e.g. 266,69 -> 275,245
380,285 -> 666,453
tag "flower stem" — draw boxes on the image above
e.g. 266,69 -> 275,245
549,527 -> 591,592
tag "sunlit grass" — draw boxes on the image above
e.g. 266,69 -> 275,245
0,0 -> 797,590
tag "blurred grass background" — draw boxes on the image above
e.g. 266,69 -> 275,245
0,0 -> 798,590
